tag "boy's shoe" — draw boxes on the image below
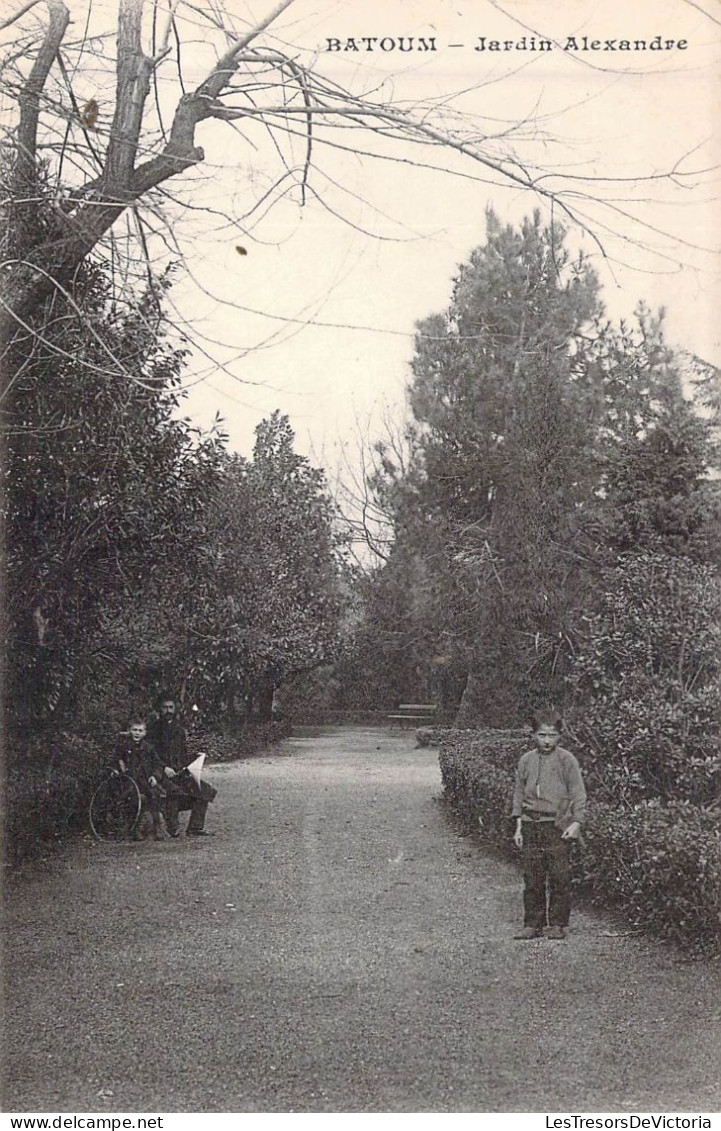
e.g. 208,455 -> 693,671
153,827 -> 170,841
513,927 -> 542,939
546,926 -> 567,939
186,828 -> 214,837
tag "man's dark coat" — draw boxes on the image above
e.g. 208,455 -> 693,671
147,717 -> 217,803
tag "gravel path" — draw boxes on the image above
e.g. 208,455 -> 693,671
3,726 -> 720,1113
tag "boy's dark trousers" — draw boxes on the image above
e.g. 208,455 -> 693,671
133,786 -> 165,840
521,820 -> 571,929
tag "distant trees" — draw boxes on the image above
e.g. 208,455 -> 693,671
171,412 -> 345,724
343,211 -> 606,718
410,210 -> 607,720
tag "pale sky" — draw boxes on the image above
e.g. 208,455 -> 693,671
164,0 -> 721,475
15,0 -> 719,471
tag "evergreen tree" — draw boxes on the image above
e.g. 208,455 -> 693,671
399,210 -> 604,722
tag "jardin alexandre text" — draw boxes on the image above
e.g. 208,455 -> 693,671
324,35 -> 689,53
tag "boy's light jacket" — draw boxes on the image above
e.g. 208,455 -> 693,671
511,746 -> 587,829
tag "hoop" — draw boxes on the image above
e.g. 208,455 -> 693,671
89,773 -> 142,841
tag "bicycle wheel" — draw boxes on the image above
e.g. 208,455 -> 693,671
89,774 -> 142,841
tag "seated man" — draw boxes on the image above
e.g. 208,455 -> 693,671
147,694 -> 217,837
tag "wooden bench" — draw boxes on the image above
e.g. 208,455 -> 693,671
387,703 -> 437,727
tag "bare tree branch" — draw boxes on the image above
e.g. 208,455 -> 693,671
14,0 -> 68,197
1,0 -> 717,378
0,0 -> 43,33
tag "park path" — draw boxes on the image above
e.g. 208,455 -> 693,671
3,726 -> 720,1113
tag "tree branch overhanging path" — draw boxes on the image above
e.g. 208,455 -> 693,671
1,0 -> 719,371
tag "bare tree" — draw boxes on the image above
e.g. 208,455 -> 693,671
2,0 -> 718,369
326,403 -> 420,567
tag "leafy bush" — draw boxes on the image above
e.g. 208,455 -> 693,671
4,731 -> 107,866
582,801 -> 720,954
440,729 -> 720,955
567,553 -> 721,805
439,730 -> 528,852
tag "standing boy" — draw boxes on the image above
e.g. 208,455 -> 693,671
511,709 -> 586,940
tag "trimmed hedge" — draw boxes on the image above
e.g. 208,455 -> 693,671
440,730 -> 721,956
4,720 -> 293,866
191,719 -> 292,763
582,801 -> 720,954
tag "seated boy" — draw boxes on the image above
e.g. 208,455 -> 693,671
112,717 -> 168,841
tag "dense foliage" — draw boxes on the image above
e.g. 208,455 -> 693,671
171,413 -> 345,721
351,211 -> 608,720
3,247 -> 344,741
3,260 -> 225,732
566,553 -> 720,804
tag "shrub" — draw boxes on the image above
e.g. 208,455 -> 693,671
566,553 -> 721,805
440,728 -> 720,955
582,801 -> 720,954
416,725 -> 469,748
4,731 -> 107,866
439,729 -> 526,838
